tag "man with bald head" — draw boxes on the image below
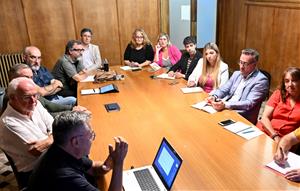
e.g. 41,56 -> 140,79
23,46 -> 76,106
0,77 -> 53,188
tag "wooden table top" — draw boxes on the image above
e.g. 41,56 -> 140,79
78,67 -> 300,190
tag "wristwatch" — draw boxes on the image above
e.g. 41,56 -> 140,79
271,133 -> 279,140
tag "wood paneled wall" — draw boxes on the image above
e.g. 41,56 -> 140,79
0,0 -> 161,70
217,0 -> 300,90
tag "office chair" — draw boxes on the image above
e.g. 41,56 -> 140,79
0,87 -> 5,115
259,69 -> 271,99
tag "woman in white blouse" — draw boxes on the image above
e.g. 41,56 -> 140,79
187,42 -> 229,93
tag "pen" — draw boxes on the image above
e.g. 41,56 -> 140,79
242,130 -> 255,134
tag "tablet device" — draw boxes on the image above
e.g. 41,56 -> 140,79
100,84 -> 119,94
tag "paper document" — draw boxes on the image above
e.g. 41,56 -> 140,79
266,152 -> 300,174
181,87 -> 203,94
80,88 -> 100,95
223,121 -> 263,140
156,73 -> 175,80
120,66 -> 141,71
150,63 -> 161,71
191,101 -> 217,114
80,75 -> 95,82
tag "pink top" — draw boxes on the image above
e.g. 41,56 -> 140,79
203,75 -> 214,93
156,45 -> 182,67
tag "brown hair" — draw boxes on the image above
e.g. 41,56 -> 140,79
280,67 -> 300,102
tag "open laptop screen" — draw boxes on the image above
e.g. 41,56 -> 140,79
153,138 -> 183,190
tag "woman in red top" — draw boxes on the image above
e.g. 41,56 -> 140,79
257,67 -> 300,143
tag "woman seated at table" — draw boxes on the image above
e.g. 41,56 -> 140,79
124,28 -> 154,67
257,67 -> 300,143
167,36 -> 202,80
187,42 -> 228,93
152,33 -> 181,69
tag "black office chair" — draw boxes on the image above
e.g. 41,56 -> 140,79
0,87 -> 5,115
2,150 -> 28,190
259,69 -> 271,99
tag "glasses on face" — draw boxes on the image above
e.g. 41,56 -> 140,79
238,60 -> 255,67
29,55 -> 41,61
73,130 -> 96,141
135,36 -> 144,39
72,48 -> 85,52
19,93 -> 40,102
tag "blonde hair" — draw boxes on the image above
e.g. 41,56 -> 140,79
157,32 -> 171,46
199,42 -> 222,89
130,28 -> 152,48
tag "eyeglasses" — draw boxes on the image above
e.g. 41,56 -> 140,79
73,130 -> 96,141
135,36 -> 144,39
19,93 -> 40,102
72,48 -> 85,52
29,55 -> 41,60
238,60 -> 255,67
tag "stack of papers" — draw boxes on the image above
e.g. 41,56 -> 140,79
155,73 -> 175,80
222,121 -> 263,140
80,75 -> 95,82
120,66 -> 141,71
181,87 -> 203,94
266,152 -> 300,174
80,88 -> 100,95
191,101 -> 217,114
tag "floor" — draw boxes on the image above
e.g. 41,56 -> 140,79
0,151 -> 18,191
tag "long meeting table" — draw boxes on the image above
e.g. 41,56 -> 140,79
78,66 -> 300,190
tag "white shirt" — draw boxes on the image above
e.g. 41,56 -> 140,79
0,101 -> 53,172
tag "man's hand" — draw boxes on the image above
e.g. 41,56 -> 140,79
175,72 -> 184,79
168,71 -> 175,77
109,137 -> 128,166
27,135 -> 53,157
205,95 -> 216,104
211,100 -> 225,111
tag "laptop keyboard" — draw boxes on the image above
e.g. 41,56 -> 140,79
134,169 -> 160,191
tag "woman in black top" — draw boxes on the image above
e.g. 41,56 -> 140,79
124,28 -> 154,67
167,36 -> 202,80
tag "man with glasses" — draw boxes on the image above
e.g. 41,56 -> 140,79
207,48 -> 269,124
0,77 -> 54,188
28,111 -> 128,191
23,46 -> 76,106
52,40 -> 91,97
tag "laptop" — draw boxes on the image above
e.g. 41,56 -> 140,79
123,137 -> 183,191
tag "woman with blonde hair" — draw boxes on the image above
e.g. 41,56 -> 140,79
187,42 -> 228,93
124,28 -> 154,67
153,32 -> 181,68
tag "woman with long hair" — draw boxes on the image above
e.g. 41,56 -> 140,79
187,42 -> 228,93
124,28 -> 154,67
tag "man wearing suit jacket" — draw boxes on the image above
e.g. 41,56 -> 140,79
208,48 -> 269,124
80,28 -> 102,70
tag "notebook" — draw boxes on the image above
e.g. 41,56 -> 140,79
123,137 -> 182,191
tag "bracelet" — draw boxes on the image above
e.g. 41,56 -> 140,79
271,133 -> 279,140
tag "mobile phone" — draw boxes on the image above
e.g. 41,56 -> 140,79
218,119 -> 235,126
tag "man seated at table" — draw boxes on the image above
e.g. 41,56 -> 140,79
274,128 -> 300,182
52,40 -> 91,97
0,63 -> 89,117
0,77 -> 54,188
80,28 -> 102,70
28,111 -> 128,191
207,48 -> 269,124
23,46 -> 76,106
167,36 -> 202,80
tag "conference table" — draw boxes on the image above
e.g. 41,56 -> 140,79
78,66 -> 300,190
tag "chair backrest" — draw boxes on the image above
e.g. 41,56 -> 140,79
260,69 -> 271,99
0,87 -> 5,114
2,150 -> 24,190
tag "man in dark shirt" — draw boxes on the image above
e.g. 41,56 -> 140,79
28,111 -> 128,191
167,36 -> 202,80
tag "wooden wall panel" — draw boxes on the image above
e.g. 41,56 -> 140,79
117,0 -> 160,65
73,0 -> 121,65
0,0 -> 29,53
217,0 -> 300,90
22,0 -> 76,70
